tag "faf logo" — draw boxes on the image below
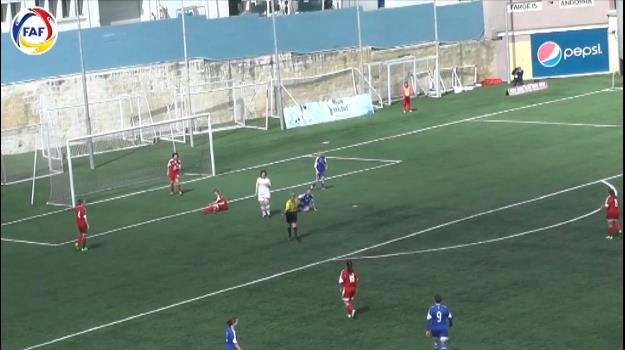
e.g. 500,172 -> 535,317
11,7 -> 58,55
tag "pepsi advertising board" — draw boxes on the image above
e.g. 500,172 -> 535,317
531,28 -> 609,78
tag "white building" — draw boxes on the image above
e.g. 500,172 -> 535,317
1,0 -> 230,33
1,0 -> 470,33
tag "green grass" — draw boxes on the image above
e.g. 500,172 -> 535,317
1,75 -> 623,350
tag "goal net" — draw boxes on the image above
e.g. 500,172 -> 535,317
40,94 -> 155,159
170,80 -> 273,131
367,56 -> 439,105
279,67 -> 383,111
46,114 -> 215,207
1,124 -> 55,186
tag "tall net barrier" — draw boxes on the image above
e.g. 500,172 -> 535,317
45,114 -> 214,207
170,80 -> 273,131
40,94 -> 154,158
367,56 -> 437,105
1,124 -> 54,185
280,68 -> 383,110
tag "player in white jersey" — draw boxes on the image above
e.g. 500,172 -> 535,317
255,169 -> 272,217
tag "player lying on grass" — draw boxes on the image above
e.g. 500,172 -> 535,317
605,187 -> 622,240
298,187 -> 317,212
203,189 -> 229,214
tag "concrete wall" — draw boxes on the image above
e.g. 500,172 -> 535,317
1,40 -> 496,155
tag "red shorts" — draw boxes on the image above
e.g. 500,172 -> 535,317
77,223 -> 88,234
169,171 -> 180,182
607,210 -> 620,220
204,203 -> 229,214
341,286 -> 356,301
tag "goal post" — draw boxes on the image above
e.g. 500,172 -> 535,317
279,67 -> 384,112
367,56 -> 438,105
611,70 -> 623,90
48,113 -> 215,207
171,80 -> 273,131
40,94 -> 155,159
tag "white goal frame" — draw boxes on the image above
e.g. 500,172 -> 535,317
64,113 -> 215,208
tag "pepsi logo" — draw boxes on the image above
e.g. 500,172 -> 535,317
537,41 -> 562,68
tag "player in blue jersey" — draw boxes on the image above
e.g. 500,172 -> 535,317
312,153 -> 327,190
425,295 -> 453,350
225,317 -> 242,350
298,187 -> 317,212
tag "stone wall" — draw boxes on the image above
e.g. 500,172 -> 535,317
0,40 -> 496,154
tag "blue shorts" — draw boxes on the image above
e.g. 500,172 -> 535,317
430,327 -> 448,338
316,169 -> 326,177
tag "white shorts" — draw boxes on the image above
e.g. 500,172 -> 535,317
258,193 -> 270,203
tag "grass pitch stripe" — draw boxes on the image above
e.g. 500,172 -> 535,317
18,173 -> 621,350
2,88 -> 608,227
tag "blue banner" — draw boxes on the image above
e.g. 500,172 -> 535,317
531,28 -> 609,78
284,94 -> 374,129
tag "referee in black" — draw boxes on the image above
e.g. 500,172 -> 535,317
284,192 -> 300,242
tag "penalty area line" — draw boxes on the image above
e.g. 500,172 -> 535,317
17,173 -> 621,350
49,161 -> 402,247
472,119 -> 623,128
345,206 -> 602,260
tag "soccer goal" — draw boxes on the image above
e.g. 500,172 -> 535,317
46,114 -> 215,207
1,124 -> 55,186
170,80 -> 274,131
40,94 -> 155,159
367,56 -> 440,105
279,67 -> 384,111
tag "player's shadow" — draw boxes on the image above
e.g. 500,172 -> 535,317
181,188 -> 194,195
356,305 -> 370,315
87,241 -> 104,250
269,209 -> 282,216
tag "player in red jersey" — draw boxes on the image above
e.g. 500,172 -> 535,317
605,188 -> 622,240
339,260 -> 360,319
203,189 -> 229,214
167,152 -> 183,196
74,199 -> 89,251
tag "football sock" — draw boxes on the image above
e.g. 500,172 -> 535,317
294,227 -> 298,237
617,223 -> 623,233
346,303 -> 353,315
266,205 -> 270,215
608,226 -> 615,237
82,235 -> 87,248
287,227 -> 292,238
170,184 -> 174,193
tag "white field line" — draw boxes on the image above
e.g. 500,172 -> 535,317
473,119 -> 623,128
0,237 -> 58,247
601,180 -> 618,197
2,88 -> 608,227
320,156 -> 401,163
46,161 -> 401,247
345,207 -> 602,260
17,173 -> 621,350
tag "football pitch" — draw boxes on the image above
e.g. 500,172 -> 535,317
1,75 -> 622,350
